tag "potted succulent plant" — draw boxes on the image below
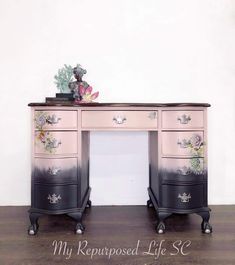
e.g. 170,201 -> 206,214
54,64 -> 74,99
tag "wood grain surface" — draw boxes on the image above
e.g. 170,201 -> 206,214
0,205 -> 234,265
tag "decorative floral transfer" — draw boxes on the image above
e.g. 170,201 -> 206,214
177,134 -> 205,175
190,157 -> 204,175
35,131 -> 61,153
35,111 -> 61,130
178,134 -> 204,157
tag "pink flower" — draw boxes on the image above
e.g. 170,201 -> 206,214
78,84 -> 99,103
85,86 -> 92,95
79,84 -> 86,96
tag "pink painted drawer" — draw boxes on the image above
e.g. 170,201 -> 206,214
34,110 -> 77,130
33,158 -> 77,183
162,110 -> 204,129
162,132 -> 204,157
34,131 -> 77,155
82,111 -> 158,129
162,158 -> 204,175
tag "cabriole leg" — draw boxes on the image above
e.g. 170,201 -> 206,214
196,211 -> 212,234
147,198 -> 153,208
67,212 -> 85,235
28,212 -> 42,235
86,199 -> 92,208
156,212 -> 172,234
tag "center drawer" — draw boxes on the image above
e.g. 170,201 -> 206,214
82,111 -> 158,129
161,183 -> 204,209
34,184 -> 78,210
33,158 -> 78,184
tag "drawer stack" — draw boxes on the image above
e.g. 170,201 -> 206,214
148,108 -> 211,234
161,110 -> 206,210
32,110 -> 79,212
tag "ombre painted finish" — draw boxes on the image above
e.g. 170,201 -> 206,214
28,103 -> 211,235
161,157 -> 204,171
33,157 -> 77,184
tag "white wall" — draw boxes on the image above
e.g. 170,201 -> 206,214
0,0 -> 234,205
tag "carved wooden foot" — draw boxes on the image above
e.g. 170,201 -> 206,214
67,212 -> 85,234
28,212 -> 42,235
156,212 -> 172,234
147,199 -> 153,208
196,211 -> 212,234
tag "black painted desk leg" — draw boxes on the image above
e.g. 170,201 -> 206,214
28,212 -> 42,235
147,198 -> 153,208
156,212 -> 172,234
67,212 -> 85,234
86,199 -> 92,208
196,211 -> 212,234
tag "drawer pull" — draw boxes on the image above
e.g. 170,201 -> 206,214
35,112 -> 62,129
177,139 -> 191,148
177,134 -> 203,157
177,114 -> 191,124
46,114 -> 61,125
113,116 -> 127,124
148,112 -> 157,120
45,138 -> 62,151
177,166 -> 192,175
47,194 -> 61,204
47,167 -> 61,176
178,193 -> 191,203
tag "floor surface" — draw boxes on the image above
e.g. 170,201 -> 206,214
0,205 -> 235,265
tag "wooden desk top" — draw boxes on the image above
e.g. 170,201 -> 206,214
28,102 -> 211,107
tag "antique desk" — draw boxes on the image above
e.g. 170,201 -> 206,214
28,103 -> 212,235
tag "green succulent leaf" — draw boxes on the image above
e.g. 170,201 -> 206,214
54,64 -> 74,92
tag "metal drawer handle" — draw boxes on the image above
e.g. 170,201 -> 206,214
148,111 -> 157,120
177,139 -> 190,148
178,193 -> 191,203
46,114 -> 61,125
46,139 -> 62,149
113,116 -> 127,124
177,114 -> 191,124
48,194 -> 61,204
47,167 -> 61,176
177,166 -> 192,176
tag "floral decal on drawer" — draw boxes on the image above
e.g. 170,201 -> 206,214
177,134 -> 205,174
177,134 -> 204,157
35,111 -> 61,130
189,157 -> 203,175
35,131 -> 61,153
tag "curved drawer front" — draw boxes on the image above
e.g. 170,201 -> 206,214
34,110 -> 77,130
82,111 -> 158,129
162,132 -> 204,157
161,184 -> 204,209
161,158 -> 204,182
162,110 -> 204,129
33,158 -> 77,184
34,131 -> 77,155
34,184 -> 77,210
